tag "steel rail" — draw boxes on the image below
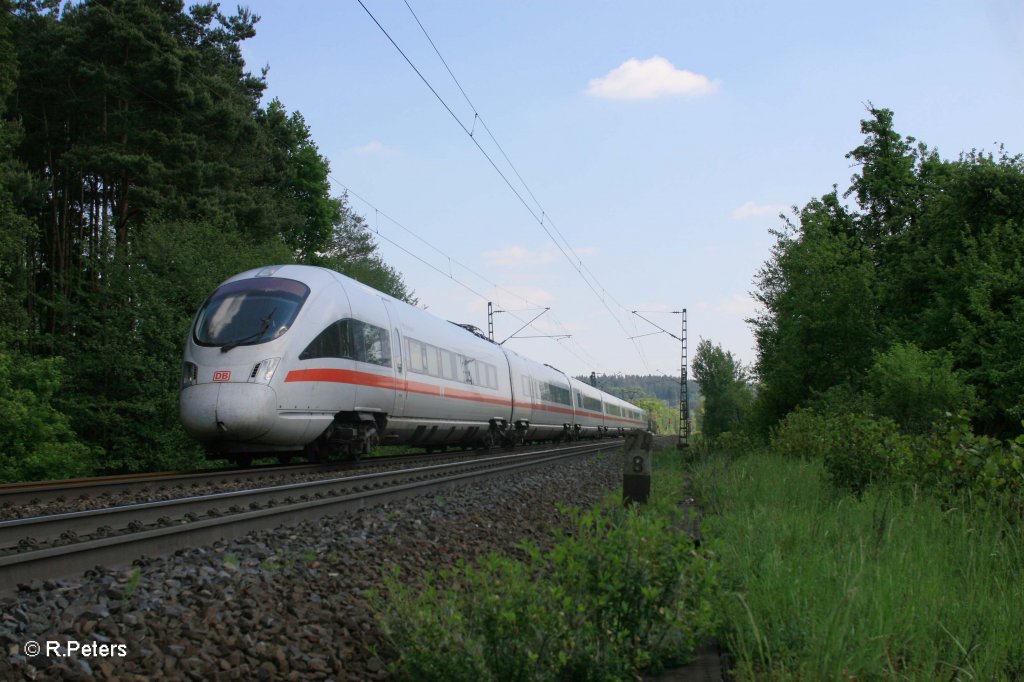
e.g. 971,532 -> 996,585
0,441 -> 622,592
0,449 -> 474,511
0,462 -> 352,508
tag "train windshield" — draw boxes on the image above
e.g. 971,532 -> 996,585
194,277 -> 310,350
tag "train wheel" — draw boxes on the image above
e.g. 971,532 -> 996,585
277,454 -> 293,465
236,453 -> 253,468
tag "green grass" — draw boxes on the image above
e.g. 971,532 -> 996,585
691,452 -> 1024,680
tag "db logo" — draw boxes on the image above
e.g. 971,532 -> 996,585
213,370 -> 231,382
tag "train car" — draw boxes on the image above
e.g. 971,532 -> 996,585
179,264 -> 647,464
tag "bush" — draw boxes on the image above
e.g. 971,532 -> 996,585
714,430 -> 762,458
820,413 -> 912,496
772,407 -> 914,495
913,411 -> 1024,516
0,352 -> 96,482
769,407 -> 832,461
377,500 -> 716,681
771,404 -> 1023,512
866,341 -> 977,433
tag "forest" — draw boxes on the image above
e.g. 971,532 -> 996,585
0,0 -> 413,481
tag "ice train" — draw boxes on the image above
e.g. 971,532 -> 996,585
179,265 -> 647,464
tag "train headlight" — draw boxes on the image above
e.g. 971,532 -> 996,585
180,362 -> 198,390
249,357 -> 281,385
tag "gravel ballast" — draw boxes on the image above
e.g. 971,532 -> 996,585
1,452 -> 623,680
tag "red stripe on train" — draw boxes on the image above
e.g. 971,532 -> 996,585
284,369 -> 645,424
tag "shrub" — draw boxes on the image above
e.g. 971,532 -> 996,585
771,407 -> 914,496
866,341 -> 977,433
821,413 -> 912,495
0,352 -> 95,482
714,430 -> 763,458
377,501 -> 716,681
769,407 -> 832,461
913,411 -> 1024,516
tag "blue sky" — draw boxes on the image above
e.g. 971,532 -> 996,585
238,0 -> 1024,380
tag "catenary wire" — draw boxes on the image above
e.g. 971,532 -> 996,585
357,0 -> 653,373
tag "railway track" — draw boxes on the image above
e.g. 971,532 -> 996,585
0,448 -> 548,519
0,457 -> 413,512
0,440 -> 623,593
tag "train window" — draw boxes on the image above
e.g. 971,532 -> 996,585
425,344 -> 440,376
300,319 -> 390,366
542,382 -> 571,405
299,320 -> 353,361
408,339 -> 424,373
462,358 -> 478,385
440,349 -> 458,380
354,321 -> 391,366
195,277 -> 310,348
584,395 -> 602,412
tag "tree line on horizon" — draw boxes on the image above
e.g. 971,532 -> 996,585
0,0 -> 412,481
572,373 -> 699,436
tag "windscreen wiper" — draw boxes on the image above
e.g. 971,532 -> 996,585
220,308 -> 276,353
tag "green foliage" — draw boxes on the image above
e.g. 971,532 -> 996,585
865,341 -> 976,433
913,412 -> 1024,517
635,397 -> 677,434
819,413 -> 911,496
691,452 -> 1024,680
751,106 -> 1024,436
751,191 -> 880,428
378,486 -> 716,680
0,352 -> 95,482
771,405 -> 1024,514
766,407 -> 831,462
0,1 -> 414,478
691,339 -> 752,444
711,430 -> 763,459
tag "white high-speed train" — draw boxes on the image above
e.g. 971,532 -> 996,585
179,265 -> 648,464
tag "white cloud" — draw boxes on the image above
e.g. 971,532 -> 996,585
483,244 -> 597,268
352,140 -> 397,156
694,294 -> 758,317
717,294 -> 758,317
484,245 -> 557,268
586,57 -> 719,100
731,201 -> 788,220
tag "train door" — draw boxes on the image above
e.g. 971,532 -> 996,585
382,299 -> 407,418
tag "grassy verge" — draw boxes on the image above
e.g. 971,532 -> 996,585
373,450 -> 717,681
691,451 -> 1024,680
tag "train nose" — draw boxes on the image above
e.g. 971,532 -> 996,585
180,383 -> 277,442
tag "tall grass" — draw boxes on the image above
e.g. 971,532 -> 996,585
692,452 -> 1024,680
